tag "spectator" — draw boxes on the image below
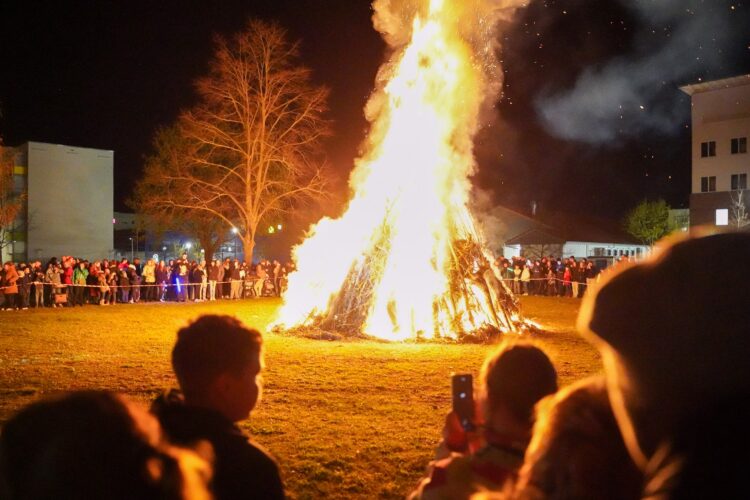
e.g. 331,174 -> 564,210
156,261 -> 169,302
45,263 -> 63,308
176,256 -> 189,303
409,340 -> 558,499
520,265 -> 530,296
142,259 -> 156,302
152,315 -> 284,500
230,260 -> 242,300
18,264 -> 31,310
106,267 -> 119,305
130,266 -> 142,303
0,391 -> 211,500
272,260 -> 282,297
32,261 -> 45,308
208,260 -> 219,301
578,233 -> 750,499
196,261 -> 208,302
216,260 -> 225,300
62,259 -> 74,306
98,268 -> 111,305
72,261 -> 88,307
562,267 -> 572,297
119,268 -> 131,303
514,376 -> 641,500
1,262 -> 20,310
254,264 -> 267,298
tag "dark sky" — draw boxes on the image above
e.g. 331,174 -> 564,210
1,0 -> 749,221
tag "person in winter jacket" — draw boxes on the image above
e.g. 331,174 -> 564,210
1,262 -> 20,310
152,315 -> 284,500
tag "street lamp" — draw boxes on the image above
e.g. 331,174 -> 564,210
129,237 -> 134,262
231,227 -> 239,260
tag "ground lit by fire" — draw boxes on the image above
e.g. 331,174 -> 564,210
0,297 -> 598,499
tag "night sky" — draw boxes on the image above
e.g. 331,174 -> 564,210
1,0 -> 749,224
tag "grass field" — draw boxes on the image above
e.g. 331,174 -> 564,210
0,296 -> 598,499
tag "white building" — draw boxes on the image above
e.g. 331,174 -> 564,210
486,206 -> 649,265
5,141 -> 114,262
680,74 -> 750,227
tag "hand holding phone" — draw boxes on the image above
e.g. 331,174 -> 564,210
451,374 -> 475,432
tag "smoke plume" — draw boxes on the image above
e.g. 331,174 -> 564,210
536,0 -> 733,144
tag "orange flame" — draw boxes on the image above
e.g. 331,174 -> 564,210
277,0 -> 524,340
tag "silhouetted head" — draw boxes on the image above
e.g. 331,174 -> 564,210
0,391 -> 211,500
578,232 -> 750,467
480,340 -> 558,433
172,315 -> 263,422
515,377 -> 642,500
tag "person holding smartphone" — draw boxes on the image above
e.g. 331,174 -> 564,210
409,340 -> 558,499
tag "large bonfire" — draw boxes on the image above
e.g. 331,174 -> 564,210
275,0 -> 530,341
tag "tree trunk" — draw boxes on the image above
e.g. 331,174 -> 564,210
198,236 -> 218,263
242,235 -> 255,264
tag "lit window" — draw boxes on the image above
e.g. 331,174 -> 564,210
716,209 -> 729,226
701,141 -> 716,158
731,137 -> 747,155
731,173 -> 747,190
701,176 -> 716,193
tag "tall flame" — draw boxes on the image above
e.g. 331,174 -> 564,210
277,0 -> 526,341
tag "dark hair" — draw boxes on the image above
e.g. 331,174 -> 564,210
480,340 -> 558,423
172,315 -> 262,399
0,391 -> 210,500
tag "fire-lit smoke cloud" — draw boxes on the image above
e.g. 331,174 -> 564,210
372,0 -> 526,118
536,0 -> 734,144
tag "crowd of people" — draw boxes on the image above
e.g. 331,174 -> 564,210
0,255 -> 293,310
494,255 -> 624,298
1,232 -> 747,499
0,252 -> 627,311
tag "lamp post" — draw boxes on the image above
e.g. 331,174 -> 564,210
129,237 -> 134,262
231,227 -> 239,260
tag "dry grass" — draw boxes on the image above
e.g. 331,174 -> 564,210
0,296 -> 598,499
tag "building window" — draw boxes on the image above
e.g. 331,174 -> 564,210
731,137 -> 747,155
701,141 -> 716,158
716,209 -> 729,226
731,173 -> 747,190
700,176 -> 717,193
607,249 -> 612,256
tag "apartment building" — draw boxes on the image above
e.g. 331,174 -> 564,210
681,74 -> 750,227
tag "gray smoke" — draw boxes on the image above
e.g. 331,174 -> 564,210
536,0 -> 733,144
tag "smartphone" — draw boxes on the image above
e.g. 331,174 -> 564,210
451,374 -> 475,432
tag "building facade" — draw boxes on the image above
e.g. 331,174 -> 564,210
485,206 -> 649,264
681,75 -> 750,227
5,142 -> 114,262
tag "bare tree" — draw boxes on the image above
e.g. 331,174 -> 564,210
133,126 -> 229,262
0,139 -> 25,260
729,188 -> 750,229
138,20 -> 329,263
